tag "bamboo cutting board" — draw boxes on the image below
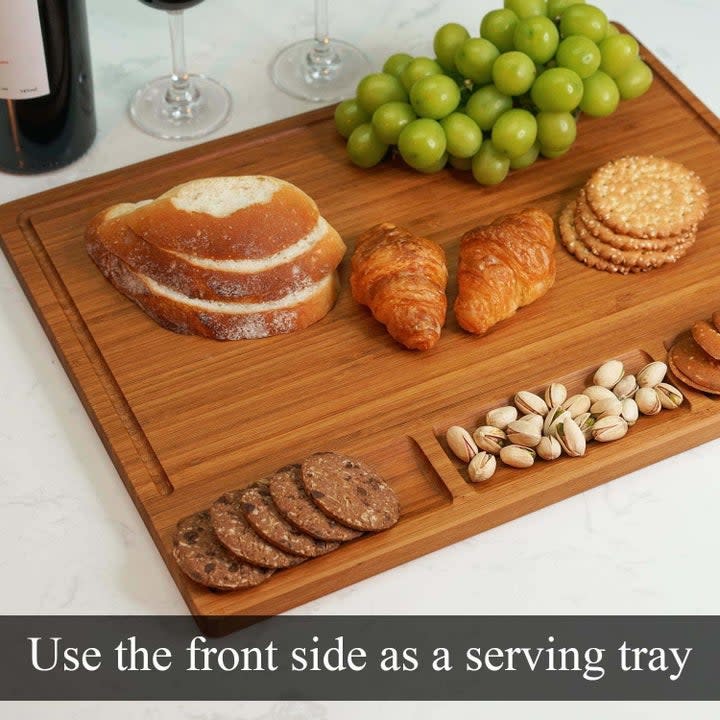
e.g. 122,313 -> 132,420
1,35 -> 719,629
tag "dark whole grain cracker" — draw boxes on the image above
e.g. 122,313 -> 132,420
301,452 -> 400,532
210,489 -> 306,569
691,320 -> 720,361
668,331 -> 720,394
172,510 -> 274,590
242,480 -> 340,557
270,465 -> 362,542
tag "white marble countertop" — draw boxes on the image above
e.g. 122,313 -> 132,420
1,1 -> 719,717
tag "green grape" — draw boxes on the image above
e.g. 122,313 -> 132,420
472,141 -> 511,185
598,34 -> 639,78
509,141 -> 540,169
434,23 -> 471,72
559,4 -> 608,43
410,75 -> 461,119
334,99 -> 370,139
605,23 -> 620,37
615,59 -> 653,100
465,84 -> 513,130
531,67 -> 584,111
491,108 -> 538,158
536,111 -> 576,149
454,38 -> 500,85
503,0 -> 547,19
480,9 -> 519,53
417,152 -> 449,173
383,53 -> 414,80
547,0 -> 585,20
371,101 -> 417,144
346,124 -> 388,168
356,73 -> 408,115
449,154 -> 473,171
555,35 -> 601,79
540,144 -> 571,158
579,71 -> 619,116
397,118 -> 447,170
401,57 -> 444,93
513,16 -> 559,64
492,51 -> 537,96
440,112 -> 483,158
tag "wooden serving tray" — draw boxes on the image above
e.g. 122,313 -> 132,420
1,34 -> 719,626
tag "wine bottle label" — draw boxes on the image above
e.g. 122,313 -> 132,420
0,0 -> 51,100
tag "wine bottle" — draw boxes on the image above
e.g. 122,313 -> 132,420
0,0 -> 96,174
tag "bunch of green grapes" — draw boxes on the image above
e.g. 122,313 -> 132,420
334,0 -> 653,185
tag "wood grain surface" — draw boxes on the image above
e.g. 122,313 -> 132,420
1,33 -> 718,629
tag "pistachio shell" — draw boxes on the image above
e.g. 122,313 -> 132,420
635,387 -> 662,416
553,416 -> 586,457
544,407 -> 570,436
446,426 -> 478,463
472,425 -> 507,455
583,385 -> 617,403
621,398 -> 639,426
485,405 -> 518,430
500,444 -> 536,469
592,415 -> 629,442
544,383 -> 567,408
536,435 -> 562,461
637,361 -> 668,388
590,396 -> 623,419
574,412 -> 596,441
593,359 -> 625,389
506,418 -> 542,448
467,452 -> 497,482
514,390 -> 549,417
560,394 -> 592,418
655,382 -> 684,409
613,374 -> 638,400
520,413 -> 544,432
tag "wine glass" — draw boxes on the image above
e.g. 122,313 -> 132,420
272,0 -> 371,103
130,0 -> 231,140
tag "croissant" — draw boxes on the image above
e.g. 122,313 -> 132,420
351,223 -> 448,350
454,208 -> 556,335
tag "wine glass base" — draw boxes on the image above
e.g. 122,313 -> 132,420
271,39 -> 371,103
129,74 -> 232,140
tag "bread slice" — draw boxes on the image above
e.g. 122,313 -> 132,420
87,238 -> 339,340
86,203 -> 346,303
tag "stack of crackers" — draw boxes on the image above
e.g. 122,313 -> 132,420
172,452 -> 400,591
559,156 -> 708,274
669,314 -> 720,396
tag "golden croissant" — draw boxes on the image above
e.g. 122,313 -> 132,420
351,223 -> 448,350
454,208 -> 556,335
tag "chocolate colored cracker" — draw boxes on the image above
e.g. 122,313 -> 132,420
242,481 -> 340,558
668,331 -> 720,394
301,452 -> 400,532
691,320 -> 720,361
210,489 -> 305,569
269,464 -> 362,542
172,511 -> 273,590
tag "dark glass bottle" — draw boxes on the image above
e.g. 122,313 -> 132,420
0,0 -> 96,174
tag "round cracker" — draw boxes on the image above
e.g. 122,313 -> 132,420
576,189 -> 694,252
585,156 -> 708,238
242,481 -> 340,558
691,320 -> 720,361
574,210 -> 695,268
269,465 -> 363,542
172,511 -> 274,590
301,452 -> 400,532
210,489 -> 305,569
668,331 -> 720,393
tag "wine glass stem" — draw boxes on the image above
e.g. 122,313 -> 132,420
307,0 -> 340,75
166,10 -> 196,107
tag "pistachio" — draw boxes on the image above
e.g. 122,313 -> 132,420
655,382 -> 684,409
446,426 -> 478,463
544,382 -> 567,409
500,444 -> 536,469
467,452 -> 497,482
590,396 -> 623,419
574,412 -> 596,441
560,394 -> 592,418
553,416 -> 586,457
544,406 -> 570,436
637,361 -> 668,388
520,413 -> 544,433
472,425 -> 507,455
613,374 -> 638,400
485,405 -> 518,430
536,435 -> 562,461
635,387 -> 662,416
514,390 -> 549,417
506,418 -> 542,448
621,398 -> 639,426
592,415 -> 629,442
583,385 -> 617,403
593,359 -> 625,389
